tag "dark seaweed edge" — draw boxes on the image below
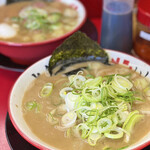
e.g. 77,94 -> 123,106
48,31 -> 108,75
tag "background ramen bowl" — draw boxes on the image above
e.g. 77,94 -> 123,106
8,50 -> 150,150
0,0 -> 86,65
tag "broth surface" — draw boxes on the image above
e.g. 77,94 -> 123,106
0,0 -> 78,43
22,62 -> 150,150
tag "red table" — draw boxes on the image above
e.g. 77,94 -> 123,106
0,18 -> 101,150
0,69 -> 21,150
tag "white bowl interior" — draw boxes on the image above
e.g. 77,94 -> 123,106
9,50 -> 150,150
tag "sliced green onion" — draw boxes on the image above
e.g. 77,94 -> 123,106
57,72 -> 144,146
97,118 -> 112,133
122,110 -> 139,129
101,87 -> 108,103
66,128 -> 71,138
71,126 -> 81,137
49,22 -> 62,30
77,123 -> 91,139
87,110 -> 98,123
111,75 -> 133,94
61,111 -> 77,128
11,16 -> 21,22
88,132 -> 101,146
47,13 -> 62,23
81,128 -> 91,139
82,87 -> 101,102
68,75 -> 75,83
25,20 -> 41,30
73,75 -> 86,89
103,146 -> 111,150
40,83 -> 53,97
26,101 -> 37,110
104,127 -> 124,139
65,92 -> 79,111
124,114 -> 143,133
46,112 -> 59,125
25,101 -> 41,112
117,146 -> 129,150
90,102 -> 103,110
106,85 -> 117,98
19,6 -> 47,18
56,104 -> 67,116
144,86 -> 150,99
59,87 -> 73,99
85,76 -> 102,87
86,74 -> 94,79
111,114 -> 118,125
116,111 -> 129,124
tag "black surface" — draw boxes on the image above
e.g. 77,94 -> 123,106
0,19 -> 98,72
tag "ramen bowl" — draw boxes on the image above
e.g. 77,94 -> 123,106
0,0 -> 86,65
8,50 -> 150,150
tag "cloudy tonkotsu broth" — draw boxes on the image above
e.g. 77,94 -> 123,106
0,1 -> 78,43
22,62 -> 150,150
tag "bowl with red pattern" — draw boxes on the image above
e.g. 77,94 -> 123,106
8,49 -> 150,150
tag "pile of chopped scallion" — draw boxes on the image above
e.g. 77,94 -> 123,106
11,6 -> 63,31
26,71 -> 144,147
58,71 -> 143,146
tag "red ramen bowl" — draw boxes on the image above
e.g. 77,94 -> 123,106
8,50 -> 150,150
0,0 -> 86,65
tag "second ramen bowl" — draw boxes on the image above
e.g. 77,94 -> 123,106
0,0 -> 86,65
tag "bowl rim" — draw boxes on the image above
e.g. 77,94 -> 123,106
8,49 -> 150,150
0,0 -> 87,47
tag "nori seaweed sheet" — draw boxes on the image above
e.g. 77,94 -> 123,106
48,31 -> 108,75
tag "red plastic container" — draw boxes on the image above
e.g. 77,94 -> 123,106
134,0 -> 150,64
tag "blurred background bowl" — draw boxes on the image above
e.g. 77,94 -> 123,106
0,0 -> 86,65
8,49 -> 150,150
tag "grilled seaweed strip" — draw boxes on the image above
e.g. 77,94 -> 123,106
48,31 -> 109,75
